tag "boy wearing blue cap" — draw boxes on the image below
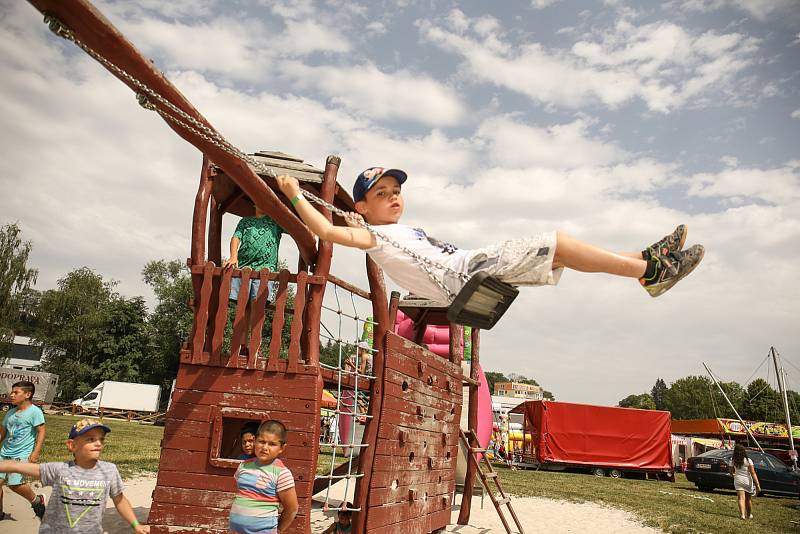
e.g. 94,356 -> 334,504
276,167 -> 703,302
0,418 -> 149,533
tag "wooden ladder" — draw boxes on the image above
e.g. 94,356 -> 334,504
459,428 -> 525,534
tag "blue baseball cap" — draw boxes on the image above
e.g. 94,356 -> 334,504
68,418 -> 112,439
352,167 -> 407,202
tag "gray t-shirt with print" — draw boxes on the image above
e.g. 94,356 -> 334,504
38,460 -> 124,533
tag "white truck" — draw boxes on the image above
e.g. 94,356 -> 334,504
72,381 -> 161,412
0,368 -> 60,408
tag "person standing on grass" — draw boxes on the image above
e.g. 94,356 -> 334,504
0,418 -> 149,532
0,380 -> 46,521
729,444 -> 761,520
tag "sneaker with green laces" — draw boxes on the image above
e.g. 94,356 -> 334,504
643,224 -> 687,261
640,244 -> 705,297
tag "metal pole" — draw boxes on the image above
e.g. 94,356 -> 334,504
770,347 -> 798,470
702,362 -> 764,452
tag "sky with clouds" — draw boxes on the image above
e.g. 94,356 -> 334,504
2,0 -> 799,406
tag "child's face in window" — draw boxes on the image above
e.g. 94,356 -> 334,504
337,512 -> 352,526
254,431 -> 286,464
241,432 -> 255,456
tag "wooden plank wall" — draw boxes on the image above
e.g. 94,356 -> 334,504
148,364 -> 322,534
363,332 -> 463,533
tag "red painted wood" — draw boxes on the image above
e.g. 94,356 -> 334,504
174,365 -> 318,398
190,157 -> 213,267
210,265 -> 233,365
191,261 -> 214,363
247,268 -> 271,368
170,389 -> 318,413
369,469 -> 454,488
267,270 -> 290,371
286,271 -> 307,373
156,470 -> 236,492
368,481 -> 453,506
229,267 -> 252,361
364,497 -> 448,530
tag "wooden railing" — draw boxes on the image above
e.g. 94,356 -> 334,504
183,262 -> 325,371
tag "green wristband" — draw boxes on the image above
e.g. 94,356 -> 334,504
130,519 -> 140,530
290,193 -> 303,206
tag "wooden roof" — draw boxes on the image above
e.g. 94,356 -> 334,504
212,150 -> 355,224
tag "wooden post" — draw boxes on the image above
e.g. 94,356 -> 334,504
457,327 -> 481,525
302,155 -> 339,367
353,256 -> 389,534
190,156 -> 213,267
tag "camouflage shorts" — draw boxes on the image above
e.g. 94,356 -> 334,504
465,231 -> 563,287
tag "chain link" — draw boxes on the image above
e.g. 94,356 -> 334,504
43,14 -> 468,301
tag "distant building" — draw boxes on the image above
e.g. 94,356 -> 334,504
494,381 -> 543,401
3,336 -> 44,371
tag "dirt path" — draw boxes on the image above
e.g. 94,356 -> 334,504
1,475 -> 663,533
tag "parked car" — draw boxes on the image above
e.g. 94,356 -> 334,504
685,449 -> 800,498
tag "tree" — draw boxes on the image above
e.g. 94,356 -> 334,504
484,371 -> 509,394
786,390 -> 800,427
507,372 -> 539,386
0,223 -> 38,362
742,378 -> 782,422
663,376 -> 720,420
33,268 -> 116,400
618,393 -> 656,410
142,260 -> 194,388
651,378 -> 668,411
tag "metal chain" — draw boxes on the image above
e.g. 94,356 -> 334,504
43,14 -> 467,301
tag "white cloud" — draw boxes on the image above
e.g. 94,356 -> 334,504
420,11 -> 760,113
791,109 -> 800,119
680,0 -> 800,21
475,116 -> 626,169
280,19 -> 351,55
278,61 -> 466,127
685,163 -> 800,205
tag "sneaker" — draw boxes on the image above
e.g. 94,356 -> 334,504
643,225 -> 687,261
31,495 -> 45,519
640,244 -> 705,298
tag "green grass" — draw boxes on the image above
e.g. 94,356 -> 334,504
495,465 -> 800,534
39,414 -> 164,478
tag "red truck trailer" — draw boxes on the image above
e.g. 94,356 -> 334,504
510,400 -> 674,480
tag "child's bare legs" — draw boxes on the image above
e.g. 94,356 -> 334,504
736,490 -> 747,518
553,231 -> 647,278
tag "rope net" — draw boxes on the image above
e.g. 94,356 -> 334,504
315,279 -> 377,512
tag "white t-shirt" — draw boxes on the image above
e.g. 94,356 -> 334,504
365,224 -> 473,303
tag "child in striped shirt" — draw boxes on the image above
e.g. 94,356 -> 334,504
229,420 -> 298,534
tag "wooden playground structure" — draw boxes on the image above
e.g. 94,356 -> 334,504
23,2 -> 523,532
145,151 -> 478,533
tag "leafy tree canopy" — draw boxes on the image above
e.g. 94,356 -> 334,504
0,223 -> 38,362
